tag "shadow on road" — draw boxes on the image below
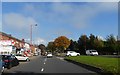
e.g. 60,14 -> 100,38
2,71 -> 100,75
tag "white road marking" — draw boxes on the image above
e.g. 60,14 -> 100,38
56,57 -> 64,60
56,57 -> 65,61
41,68 -> 44,72
44,58 -> 47,62
44,62 -> 46,64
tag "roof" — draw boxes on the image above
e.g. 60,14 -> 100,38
0,31 -> 24,43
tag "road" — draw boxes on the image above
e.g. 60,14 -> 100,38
3,55 -> 98,75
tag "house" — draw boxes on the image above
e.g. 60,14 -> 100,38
0,32 -> 39,56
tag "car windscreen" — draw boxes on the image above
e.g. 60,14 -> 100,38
2,55 -> 10,60
91,50 -> 97,52
16,55 -> 22,56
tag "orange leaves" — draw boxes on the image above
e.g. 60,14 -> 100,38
54,36 -> 70,50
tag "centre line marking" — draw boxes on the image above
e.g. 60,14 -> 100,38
44,58 -> 47,62
44,62 -> 46,64
41,68 -> 44,72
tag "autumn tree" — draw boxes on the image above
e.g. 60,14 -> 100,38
54,36 -> 70,53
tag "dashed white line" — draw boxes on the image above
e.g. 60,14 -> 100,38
41,68 -> 44,72
44,62 -> 46,64
45,59 -> 47,61
56,57 -> 64,60
56,57 -> 65,61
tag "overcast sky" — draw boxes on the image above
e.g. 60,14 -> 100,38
1,1 -> 118,45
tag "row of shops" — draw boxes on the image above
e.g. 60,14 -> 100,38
0,32 -> 41,57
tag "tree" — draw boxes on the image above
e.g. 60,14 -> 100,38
78,35 -> 89,54
89,34 -> 96,49
54,36 -> 70,53
117,41 -> 120,55
68,40 -> 79,51
47,42 -> 56,53
105,34 -> 117,54
38,44 -> 46,55
93,36 -> 104,54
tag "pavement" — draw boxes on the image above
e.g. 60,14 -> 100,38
2,55 -> 99,75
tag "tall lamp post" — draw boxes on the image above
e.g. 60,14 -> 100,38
30,24 -> 37,45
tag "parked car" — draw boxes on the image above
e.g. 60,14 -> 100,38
34,52 -> 39,56
47,53 -> 53,58
66,51 -> 80,56
15,54 -> 30,61
0,55 -> 4,74
86,50 -> 98,56
2,55 -> 19,69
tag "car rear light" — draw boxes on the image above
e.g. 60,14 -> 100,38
4,60 -> 9,62
4,60 -> 12,62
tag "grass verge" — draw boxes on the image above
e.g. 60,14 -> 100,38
65,56 -> 120,75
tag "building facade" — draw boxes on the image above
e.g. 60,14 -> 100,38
0,32 -> 38,56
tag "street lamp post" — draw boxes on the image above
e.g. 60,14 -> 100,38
30,24 -> 37,45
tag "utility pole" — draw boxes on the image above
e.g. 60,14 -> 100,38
30,24 -> 37,45
30,25 -> 32,45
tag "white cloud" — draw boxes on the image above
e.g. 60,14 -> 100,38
2,2 -> 118,44
95,2 -> 118,12
24,38 -> 30,43
17,2 -> 118,42
24,4 -> 35,12
33,38 -> 47,45
97,36 -> 106,41
50,2 -> 118,29
114,36 -> 118,41
22,2 -> 117,30
53,28 -> 72,36
3,13 -> 37,29
3,13 -> 38,39
52,3 -> 73,13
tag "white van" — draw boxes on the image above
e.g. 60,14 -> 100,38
86,50 -> 98,56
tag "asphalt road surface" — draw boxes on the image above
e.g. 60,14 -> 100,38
3,55 -> 98,75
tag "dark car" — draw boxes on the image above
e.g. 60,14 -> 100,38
0,55 -> 4,75
2,55 -> 19,69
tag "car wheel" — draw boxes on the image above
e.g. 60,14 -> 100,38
26,58 -> 30,61
77,54 -> 79,56
8,64 -> 12,69
1,66 -> 4,73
